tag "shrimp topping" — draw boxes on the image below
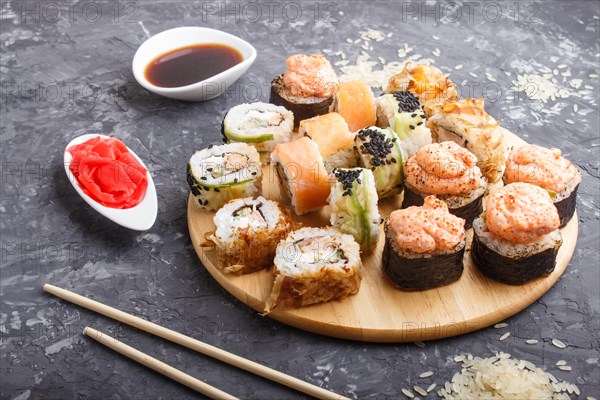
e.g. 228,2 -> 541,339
282,54 -> 338,98
503,144 -> 580,193
486,182 -> 560,243
405,141 -> 483,195
389,196 -> 465,254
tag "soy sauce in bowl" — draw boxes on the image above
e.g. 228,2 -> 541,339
145,43 -> 243,88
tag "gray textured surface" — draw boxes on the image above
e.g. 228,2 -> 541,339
1,1 -> 599,399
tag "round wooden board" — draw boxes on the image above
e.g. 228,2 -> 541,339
187,130 -> 578,342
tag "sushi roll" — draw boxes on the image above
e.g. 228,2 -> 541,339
221,102 -> 294,155
375,91 -> 432,158
403,142 -> 488,228
354,126 -> 404,199
472,183 -> 562,285
386,62 -> 458,117
503,144 -> 582,228
382,195 -> 466,291
271,137 -> 331,215
263,227 -> 363,313
187,143 -> 261,211
299,113 -> 357,173
207,196 -> 293,275
329,168 -> 381,253
330,81 -> 377,131
270,54 -> 338,127
426,98 -> 510,183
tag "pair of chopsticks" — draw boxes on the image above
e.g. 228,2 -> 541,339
44,284 -> 349,400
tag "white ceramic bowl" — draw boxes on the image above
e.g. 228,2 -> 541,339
64,134 -> 158,231
132,27 -> 257,101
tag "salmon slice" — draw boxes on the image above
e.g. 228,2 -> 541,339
333,81 -> 376,132
272,137 -> 331,214
299,113 -> 353,157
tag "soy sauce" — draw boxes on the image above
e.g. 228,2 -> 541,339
145,43 -> 243,88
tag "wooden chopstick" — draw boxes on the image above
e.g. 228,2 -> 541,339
44,284 -> 350,400
83,327 -> 238,400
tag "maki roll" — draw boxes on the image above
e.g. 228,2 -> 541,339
375,91 -> 432,158
207,196 -> 293,275
270,54 -> 338,128
354,126 -> 404,199
221,102 -> 294,155
329,168 -> 381,253
403,141 -> 488,229
271,137 -> 331,215
187,143 -> 261,211
503,144 -> 582,228
382,195 -> 466,291
330,81 -> 376,131
299,112 -> 357,173
386,62 -> 458,117
264,227 -> 363,313
426,98 -> 510,183
472,183 -> 562,285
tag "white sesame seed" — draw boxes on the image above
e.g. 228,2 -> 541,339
499,332 -> 511,341
494,323 -> 508,329
419,371 -> 434,378
552,339 -> 567,349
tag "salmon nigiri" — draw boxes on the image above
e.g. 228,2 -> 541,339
331,81 -> 377,132
272,137 -> 331,215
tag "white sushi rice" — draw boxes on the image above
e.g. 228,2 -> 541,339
274,227 -> 361,277
213,196 -> 283,243
473,216 -> 562,258
188,142 -> 261,187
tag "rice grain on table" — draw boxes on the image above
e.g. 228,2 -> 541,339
499,332 -> 511,341
401,388 -> 414,398
494,322 -> 508,328
556,360 -> 567,366
526,339 -> 539,344
419,371 -> 434,378
552,338 -> 567,349
426,383 -> 436,392
414,386 -> 428,396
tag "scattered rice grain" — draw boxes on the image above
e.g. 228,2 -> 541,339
499,332 -> 511,341
494,322 -> 508,329
419,371 -> 434,378
414,386 -> 428,396
426,383 -> 437,392
401,388 -> 414,398
552,339 -> 567,349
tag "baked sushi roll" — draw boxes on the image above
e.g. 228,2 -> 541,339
264,227 -> 362,313
426,98 -> 510,183
221,102 -> 294,156
503,144 -> 582,228
187,143 -> 262,210
354,126 -> 404,199
472,183 -> 562,285
382,195 -> 466,291
403,141 -> 488,229
386,62 -> 458,117
206,196 -> 293,275
299,112 -> 357,173
375,91 -> 432,158
270,54 -> 338,127
330,81 -> 376,132
329,168 -> 381,253
271,137 -> 330,215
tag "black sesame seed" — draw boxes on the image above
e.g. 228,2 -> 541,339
208,144 -> 214,149
214,188 -> 220,192
392,91 -> 421,113
233,178 -> 238,183
409,125 -> 415,130
200,176 -> 207,180
417,122 -> 423,126
251,171 -> 257,176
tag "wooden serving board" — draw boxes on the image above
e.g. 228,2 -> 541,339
187,131 -> 578,342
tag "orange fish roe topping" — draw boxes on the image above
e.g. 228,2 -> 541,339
282,54 -> 338,98
389,195 -> 466,254
486,182 -> 560,244
504,144 -> 580,193
405,141 -> 483,195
